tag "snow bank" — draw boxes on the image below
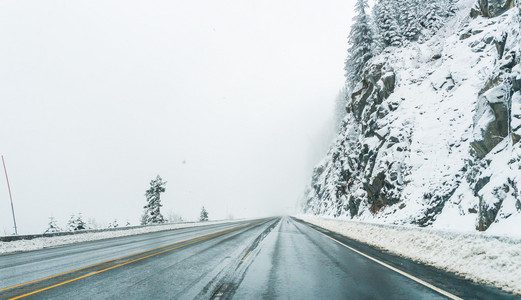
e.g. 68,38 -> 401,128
0,220 -> 238,255
298,215 -> 521,295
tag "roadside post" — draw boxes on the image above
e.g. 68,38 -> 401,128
2,155 -> 18,235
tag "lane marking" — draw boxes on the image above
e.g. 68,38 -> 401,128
0,224 -> 242,293
306,224 -> 463,300
0,225 -> 237,293
241,251 -> 252,262
3,220 -> 264,299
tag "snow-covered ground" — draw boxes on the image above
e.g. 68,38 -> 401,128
0,220 -> 239,255
297,215 -> 521,295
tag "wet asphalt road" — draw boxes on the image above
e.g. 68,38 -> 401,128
0,217 -> 517,299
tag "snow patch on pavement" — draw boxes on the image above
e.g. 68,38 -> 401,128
0,220 -> 238,255
297,215 -> 521,295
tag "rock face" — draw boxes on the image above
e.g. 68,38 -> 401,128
472,0 -> 517,18
306,63 -> 404,218
304,2 -> 521,233
470,84 -> 510,158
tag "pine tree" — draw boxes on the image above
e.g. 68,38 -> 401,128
199,206 -> 209,222
374,0 -> 402,48
371,6 -> 384,54
422,0 -> 445,31
75,213 -> 87,230
399,0 -> 421,41
44,216 -> 61,234
345,0 -> 375,86
142,175 -> 166,225
333,88 -> 348,129
108,219 -> 119,228
67,213 -> 87,231
446,0 -> 457,16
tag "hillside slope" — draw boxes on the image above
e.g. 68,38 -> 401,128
304,0 -> 521,236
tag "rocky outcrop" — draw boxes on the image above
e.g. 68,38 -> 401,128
306,62 -> 401,218
304,1 -> 521,233
512,73 -> 521,143
471,0 -> 516,18
470,83 -> 510,158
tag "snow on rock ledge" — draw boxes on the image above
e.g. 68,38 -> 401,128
303,0 -> 521,234
297,215 -> 521,295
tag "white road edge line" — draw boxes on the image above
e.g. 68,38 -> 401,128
307,225 -> 463,300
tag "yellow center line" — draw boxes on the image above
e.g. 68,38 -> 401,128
3,220 -> 262,299
241,251 -> 252,262
1,227 -> 231,292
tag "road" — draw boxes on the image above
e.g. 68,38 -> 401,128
0,217 -> 517,299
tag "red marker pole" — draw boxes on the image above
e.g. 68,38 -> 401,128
2,155 -> 18,235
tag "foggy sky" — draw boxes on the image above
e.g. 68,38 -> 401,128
0,0 -> 356,234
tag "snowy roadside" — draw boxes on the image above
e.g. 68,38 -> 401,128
0,219 -> 240,255
296,215 -> 521,295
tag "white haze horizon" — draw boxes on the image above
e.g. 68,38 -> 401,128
0,0 -> 357,235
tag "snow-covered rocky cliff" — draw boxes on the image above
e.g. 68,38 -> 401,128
304,0 -> 521,235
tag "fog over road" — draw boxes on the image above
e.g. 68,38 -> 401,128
0,217 -> 515,299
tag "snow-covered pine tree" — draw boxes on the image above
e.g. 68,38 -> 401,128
67,213 -> 87,231
44,216 -> 61,234
422,0 -> 445,31
75,213 -> 87,230
333,87 -> 348,129
345,0 -> 375,86
67,214 -> 76,231
141,175 -> 166,225
446,0 -> 457,16
374,0 -> 402,48
371,2 -> 385,55
398,0 -> 421,41
108,219 -> 119,228
199,206 -> 209,222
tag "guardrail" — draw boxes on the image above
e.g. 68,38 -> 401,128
0,221 -> 206,243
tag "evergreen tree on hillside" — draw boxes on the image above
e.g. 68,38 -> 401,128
446,0 -> 457,16
371,6 -> 385,54
398,0 -> 421,41
333,88 -> 348,129
374,0 -> 402,47
345,0 -> 375,86
44,216 -> 61,234
422,0 -> 445,31
141,175 -> 166,225
199,206 -> 209,222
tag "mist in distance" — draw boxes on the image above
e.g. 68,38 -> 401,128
0,0 -> 355,234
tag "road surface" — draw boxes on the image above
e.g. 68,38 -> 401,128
0,217 -> 517,299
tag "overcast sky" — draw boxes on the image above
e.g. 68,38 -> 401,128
0,0 -> 356,234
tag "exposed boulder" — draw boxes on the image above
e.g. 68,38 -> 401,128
512,91 -> 521,143
470,7 -> 483,18
364,171 -> 400,213
470,84 -> 510,157
460,30 -> 472,40
477,194 -> 503,230
381,72 -> 396,96
494,32 -> 508,59
350,64 -> 395,122
474,0 -> 516,18
473,175 -> 491,195
512,73 -> 521,92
